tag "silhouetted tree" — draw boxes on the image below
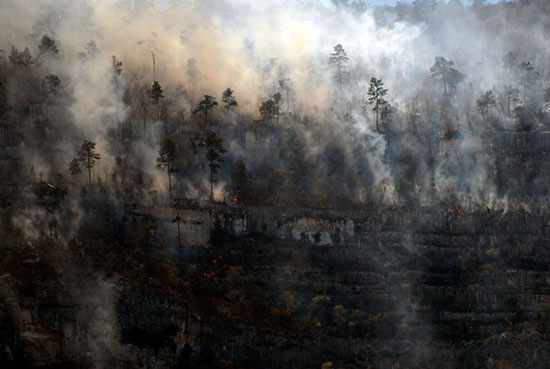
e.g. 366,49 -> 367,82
204,131 -> 227,201
193,95 -> 218,124
367,77 -> 388,133
221,88 -> 238,110
430,57 -> 464,98
156,138 -> 176,198
44,74 -> 61,96
476,89 -> 496,121
9,46 -> 33,68
171,211 -> 182,247
329,44 -> 349,88
259,93 -> 282,123
77,140 -> 101,185
151,81 -> 164,119
69,158 -> 82,181
38,35 -> 59,58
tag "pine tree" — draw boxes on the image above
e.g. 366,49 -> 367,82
203,131 -> 227,201
151,81 -> 164,119
193,95 -> 218,124
9,46 -> 33,68
77,140 -> 101,185
69,158 -> 82,181
430,57 -> 465,98
329,44 -> 349,88
38,35 -> 59,58
476,89 -> 496,122
367,77 -> 388,133
45,74 -> 62,96
222,88 -> 238,110
259,93 -> 282,123
156,138 -> 177,198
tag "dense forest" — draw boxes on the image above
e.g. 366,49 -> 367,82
2,1 -> 550,368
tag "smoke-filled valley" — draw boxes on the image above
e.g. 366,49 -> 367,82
1,0 -> 550,368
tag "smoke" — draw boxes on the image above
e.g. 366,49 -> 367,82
2,0 -> 550,212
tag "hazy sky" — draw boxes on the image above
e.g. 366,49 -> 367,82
156,0 -> 500,11
156,0 -> 418,10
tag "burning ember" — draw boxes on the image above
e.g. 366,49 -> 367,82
203,271 -> 215,278
233,191 -> 239,204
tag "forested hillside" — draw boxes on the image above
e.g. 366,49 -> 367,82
1,1 -> 550,368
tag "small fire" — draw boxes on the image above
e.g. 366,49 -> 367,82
212,259 -> 218,265
203,271 -> 215,278
233,191 -> 239,204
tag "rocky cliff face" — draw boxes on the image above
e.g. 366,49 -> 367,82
1,205 -> 550,368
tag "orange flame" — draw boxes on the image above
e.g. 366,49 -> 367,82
203,271 -> 215,278
233,191 -> 239,204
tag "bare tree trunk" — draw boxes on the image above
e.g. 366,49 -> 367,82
167,164 -> 172,198
175,210 -> 181,247
375,100 -> 379,133
210,165 -> 213,201
87,154 -> 91,185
